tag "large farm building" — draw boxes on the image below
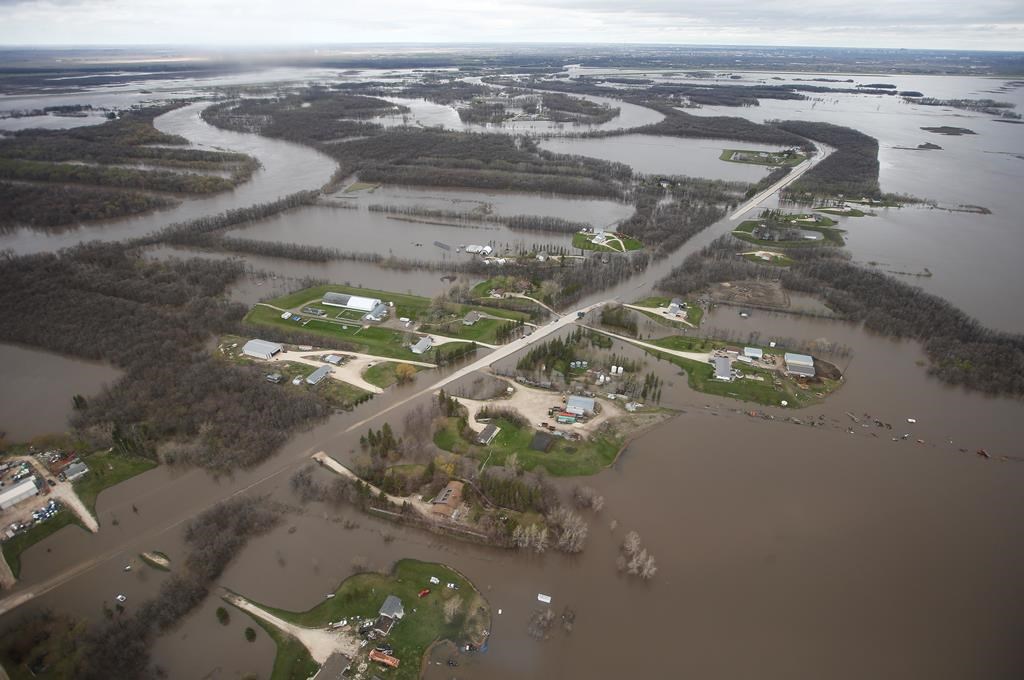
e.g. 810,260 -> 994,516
322,292 -> 382,312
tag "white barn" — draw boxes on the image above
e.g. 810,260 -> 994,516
322,292 -> 382,312
242,339 -> 284,360
0,479 -> 38,510
784,353 -> 815,377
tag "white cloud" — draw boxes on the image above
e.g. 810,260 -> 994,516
0,0 -> 1021,49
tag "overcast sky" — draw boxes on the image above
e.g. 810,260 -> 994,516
0,0 -> 1021,50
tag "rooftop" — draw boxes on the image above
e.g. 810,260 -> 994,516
565,395 -> 596,415
242,338 -> 283,357
379,594 -> 405,620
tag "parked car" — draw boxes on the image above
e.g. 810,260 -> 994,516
418,588 -> 431,598
46,479 -> 56,487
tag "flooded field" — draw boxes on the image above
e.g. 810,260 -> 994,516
0,343 -> 123,442
540,134 -> 780,182
223,185 -> 634,261
373,94 -> 665,135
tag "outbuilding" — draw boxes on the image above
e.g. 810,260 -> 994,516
324,354 -> 343,365
565,395 -> 596,417
322,292 -> 382,312
379,595 -> 405,620
743,347 -> 764,360
242,339 -> 284,360
306,365 -> 332,385
463,311 -> 482,326
714,356 -> 733,381
64,461 -> 89,482
364,303 -> 389,322
0,479 -> 38,510
431,481 -> 464,518
784,352 -> 816,378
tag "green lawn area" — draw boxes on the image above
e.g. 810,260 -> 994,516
245,305 -> 422,361
733,220 -> 845,247
649,335 -> 719,352
2,509 -> 88,579
72,450 -> 157,517
259,559 -> 490,680
267,284 -> 431,320
631,297 -> 703,327
245,616 -> 319,680
363,361 -> 421,389
720,148 -> 806,167
572,232 -> 643,252
273,361 -> 371,409
433,417 -> 624,477
420,317 -> 514,344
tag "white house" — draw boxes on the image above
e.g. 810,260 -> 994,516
411,336 -> 433,355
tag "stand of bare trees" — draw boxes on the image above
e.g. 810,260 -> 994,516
617,530 -> 658,580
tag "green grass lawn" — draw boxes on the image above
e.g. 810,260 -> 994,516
268,284 -> 431,320
420,317 -> 514,344
72,450 -> 157,517
433,417 -> 624,477
649,335 -> 719,352
2,509 -> 88,579
344,181 -> 379,193
720,149 -> 806,167
572,232 -> 643,252
260,559 -> 490,680
245,305 -> 422,361
733,220 -> 845,247
244,616 -> 319,680
631,297 -> 703,327
363,361 -> 421,389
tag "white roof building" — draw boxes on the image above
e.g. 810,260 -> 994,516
322,292 -> 382,312
565,395 -> 596,416
242,339 -> 284,360
364,302 -> 390,322
411,336 -> 433,355
743,347 -> 764,360
0,479 -> 38,510
784,353 -> 815,377
306,365 -> 332,385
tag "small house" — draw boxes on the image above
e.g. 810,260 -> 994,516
410,336 -> 433,355
463,311 -> 482,326
379,595 -> 405,620
364,302 -> 389,322
431,481 -> 464,518
265,372 -> 284,384
476,424 -> 501,445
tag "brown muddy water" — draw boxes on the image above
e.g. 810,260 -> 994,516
223,185 -> 634,262
0,343 -> 123,442
1,72 -> 1023,680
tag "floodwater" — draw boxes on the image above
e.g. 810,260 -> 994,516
539,134 -> 780,182
0,343 -> 123,442
223,185 -> 634,261
0,102 -> 338,256
372,94 -> 665,135
1,70 -> 1023,680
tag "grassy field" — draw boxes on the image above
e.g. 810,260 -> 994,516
572,231 -> 643,252
72,450 -> 157,517
244,615 -> 320,680
2,509 -> 88,578
272,361 -> 370,409
434,417 -> 624,476
267,284 -> 432,320
344,181 -> 379,193
261,559 -> 490,680
721,149 -> 806,167
733,219 -> 845,247
420,316 -> 514,344
363,361 -> 421,389
245,305 -> 422,360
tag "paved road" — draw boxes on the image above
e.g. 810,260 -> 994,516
728,143 -> 827,221
586,327 -> 711,363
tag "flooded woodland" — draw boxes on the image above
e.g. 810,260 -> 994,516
1,61 -> 1022,680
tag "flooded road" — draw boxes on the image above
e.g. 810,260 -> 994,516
0,343 -> 123,442
1,71 -> 1023,680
